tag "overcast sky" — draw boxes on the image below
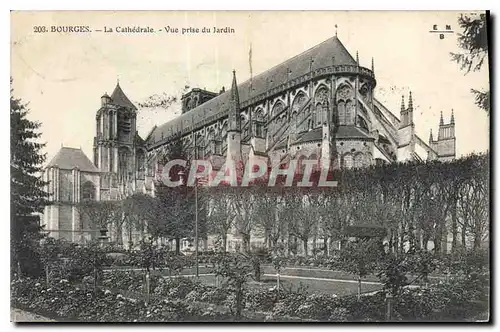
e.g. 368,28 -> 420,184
11,11 -> 489,163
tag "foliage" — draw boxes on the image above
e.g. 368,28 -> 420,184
11,81 -> 49,278
450,13 -> 489,113
77,200 -> 120,231
335,238 -> 383,298
11,276 -> 236,322
129,239 -> 166,272
213,251 -> 254,317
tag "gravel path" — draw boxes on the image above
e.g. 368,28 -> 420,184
10,308 -> 55,322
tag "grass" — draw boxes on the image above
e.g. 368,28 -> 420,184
177,272 -> 382,297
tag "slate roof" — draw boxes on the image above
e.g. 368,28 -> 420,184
110,83 -> 137,111
150,36 -> 357,144
47,147 -> 99,173
295,128 -> 323,143
335,126 -> 373,139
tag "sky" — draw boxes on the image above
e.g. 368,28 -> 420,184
11,11 -> 490,164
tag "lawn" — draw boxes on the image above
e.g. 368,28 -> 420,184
173,271 -> 382,297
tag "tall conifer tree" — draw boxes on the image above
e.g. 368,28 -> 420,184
11,79 -> 48,276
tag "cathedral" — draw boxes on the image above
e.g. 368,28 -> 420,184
42,35 -> 456,244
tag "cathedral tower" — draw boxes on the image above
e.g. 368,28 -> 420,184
397,92 -> 416,161
94,82 -> 143,197
429,110 -> 456,161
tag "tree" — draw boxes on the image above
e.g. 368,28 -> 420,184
231,188 -> 256,253
207,189 -> 236,251
154,135 -> 198,254
11,80 -> 49,277
336,238 -> 383,300
451,13 -> 489,113
121,193 -> 153,247
129,238 -> 166,304
285,191 -> 319,256
253,191 -> 279,249
214,251 -> 253,318
78,200 -> 120,240
39,237 -> 61,285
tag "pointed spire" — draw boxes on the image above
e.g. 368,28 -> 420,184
356,51 -> 359,66
335,24 -> 338,37
401,95 -> 405,112
440,111 -> 444,126
408,91 -> 413,111
229,70 -> 241,132
371,57 -> 374,72
231,70 -> 239,103
429,129 -> 433,143
450,109 -> 455,124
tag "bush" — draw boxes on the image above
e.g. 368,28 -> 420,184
11,277 -> 238,322
245,289 -> 278,312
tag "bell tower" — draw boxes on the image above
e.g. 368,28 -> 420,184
94,81 -> 138,182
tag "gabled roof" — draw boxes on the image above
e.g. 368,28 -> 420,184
150,36 -> 357,144
110,82 -> 137,111
47,147 -> 99,173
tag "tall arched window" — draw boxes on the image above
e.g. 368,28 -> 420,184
315,86 -> 329,126
345,101 -> 355,125
338,101 -> 346,125
118,147 -> 131,179
336,84 -> 354,126
270,101 -> 285,141
109,111 -> 113,138
253,108 -> 265,138
81,181 -> 96,201
291,92 -> 307,123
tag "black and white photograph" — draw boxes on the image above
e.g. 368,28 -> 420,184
10,10 -> 490,323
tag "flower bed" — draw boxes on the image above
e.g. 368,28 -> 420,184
12,268 -> 489,322
11,277 -> 236,322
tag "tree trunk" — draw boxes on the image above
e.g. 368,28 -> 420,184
175,237 -> 181,255
434,225 -> 443,254
254,260 -> 261,282
324,237 -> 329,256
423,231 -> 430,251
93,267 -> 98,297
286,234 -> 291,257
303,238 -> 309,256
415,225 -> 422,250
474,232 -> 481,249
116,223 -> 123,245
392,230 -> 399,254
357,276 -> 362,301
461,228 -> 467,248
242,234 -> 250,253
128,227 -> 133,249
222,234 -> 227,252
45,265 -> 50,286
145,270 -> 151,305
451,201 -> 458,252
235,283 -> 243,318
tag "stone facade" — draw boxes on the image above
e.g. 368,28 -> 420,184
42,35 -> 456,247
